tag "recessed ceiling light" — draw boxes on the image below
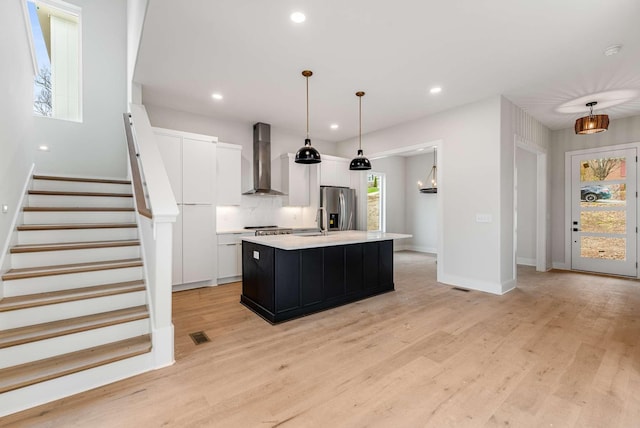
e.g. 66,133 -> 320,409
603,44 -> 622,56
290,12 -> 306,23
417,148 -> 425,152
429,87 -> 442,94
330,124 -> 339,130
211,93 -> 223,100
38,145 -> 49,151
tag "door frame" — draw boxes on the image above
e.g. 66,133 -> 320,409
514,136 -> 548,272
564,142 -> 640,278
368,139 -> 443,281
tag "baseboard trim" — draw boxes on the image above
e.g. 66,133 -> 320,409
516,257 -> 536,267
552,262 -> 570,270
438,272 -> 505,295
404,245 -> 438,254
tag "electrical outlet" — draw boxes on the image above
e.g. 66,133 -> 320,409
2,204 -> 8,214
475,213 -> 492,223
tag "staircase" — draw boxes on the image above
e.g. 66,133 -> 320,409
0,175 -> 153,415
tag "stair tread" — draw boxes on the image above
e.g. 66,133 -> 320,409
24,207 -> 135,212
0,306 -> 149,348
0,280 -> 146,312
1,258 -> 143,281
28,190 -> 133,198
33,175 -> 131,185
11,239 -> 140,253
0,335 -> 151,394
18,223 -> 138,231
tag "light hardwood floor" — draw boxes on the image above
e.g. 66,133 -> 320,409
2,251 -> 640,427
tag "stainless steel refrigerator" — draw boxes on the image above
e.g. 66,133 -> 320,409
320,186 -> 357,231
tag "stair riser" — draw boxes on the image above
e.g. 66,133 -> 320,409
23,211 -> 136,224
0,319 -> 150,369
18,228 -> 138,245
28,195 -> 134,208
11,246 -> 141,269
0,291 -> 147,329
0,352 -> 153,418
32,180 -> 131,194
3,267 -> 143,297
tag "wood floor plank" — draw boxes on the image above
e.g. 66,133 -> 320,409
3,253 -> 640,427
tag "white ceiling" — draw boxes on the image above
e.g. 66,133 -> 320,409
134,0 -> 640,143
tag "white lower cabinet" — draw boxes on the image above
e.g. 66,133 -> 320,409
182,205 -> 215,284
217,233 -> 253,284
171,204 -> 216,288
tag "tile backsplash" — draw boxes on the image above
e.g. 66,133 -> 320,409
217,196 -> 318,231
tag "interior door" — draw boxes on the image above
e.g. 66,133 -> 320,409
571,148 -> 637,276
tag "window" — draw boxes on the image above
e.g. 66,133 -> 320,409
367,172 -> 385,232
25,0 -> 81,121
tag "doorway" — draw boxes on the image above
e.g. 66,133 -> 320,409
570,147 -> 637,276
367,172 -> 385,232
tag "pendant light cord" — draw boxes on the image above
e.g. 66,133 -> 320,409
306,75 -> 310,139
359,95 -> 362,151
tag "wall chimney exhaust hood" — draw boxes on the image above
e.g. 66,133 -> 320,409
243,122 -> 286,196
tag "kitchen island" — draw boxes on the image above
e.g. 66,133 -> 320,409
240,231 -> 411,323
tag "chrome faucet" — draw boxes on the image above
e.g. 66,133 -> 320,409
317,207 -> 328,236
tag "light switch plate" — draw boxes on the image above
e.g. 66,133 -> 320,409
475,213 -> 492,223
253,250 -> 259,260
1,204 -> 8,214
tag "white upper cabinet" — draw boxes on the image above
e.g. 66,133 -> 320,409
217,142 -> 242,206
183,137 -> 214,204
320,155 -> 351,187
281,153 -> 310,206
153,128 -> 217,205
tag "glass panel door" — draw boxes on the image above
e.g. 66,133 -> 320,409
571,148 -> 637,276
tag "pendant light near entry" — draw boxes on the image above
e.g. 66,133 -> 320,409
575,101 -> 609,135
349,91 -> 372,170
295,70 -> 321,164
419,147 -> 437,194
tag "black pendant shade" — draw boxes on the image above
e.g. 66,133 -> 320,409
349,149 -> 371,170
295,70 -> 321,164
295,138 -> 321,164
350,91 -> 371,171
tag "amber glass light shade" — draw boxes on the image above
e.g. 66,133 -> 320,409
575,114 -> 609,134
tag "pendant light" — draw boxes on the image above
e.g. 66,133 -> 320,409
295,70 -> 321,164
418,147 -> 437,194
349,91 -> 372,171
575,101 -> 609,135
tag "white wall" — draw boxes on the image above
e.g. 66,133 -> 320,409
33,0 -> 128,178
1,0 -> 36,272
370,156 -> 406,234
405,153 -> 437,253
337,96 -> 505,294
127,0 -> 148,103
516,147 -> 537,265
145,104 -> 339,230
550,115 -> 640,268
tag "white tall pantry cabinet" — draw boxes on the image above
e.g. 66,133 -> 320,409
154,128 -> 217,289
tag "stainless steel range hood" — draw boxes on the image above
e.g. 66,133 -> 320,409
242,122 -> 285,196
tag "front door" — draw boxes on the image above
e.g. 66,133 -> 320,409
571,148 -> 637,276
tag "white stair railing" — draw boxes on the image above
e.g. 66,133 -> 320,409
124,104 -> 178,368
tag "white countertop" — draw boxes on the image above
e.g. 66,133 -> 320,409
241,231 -> 412,250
